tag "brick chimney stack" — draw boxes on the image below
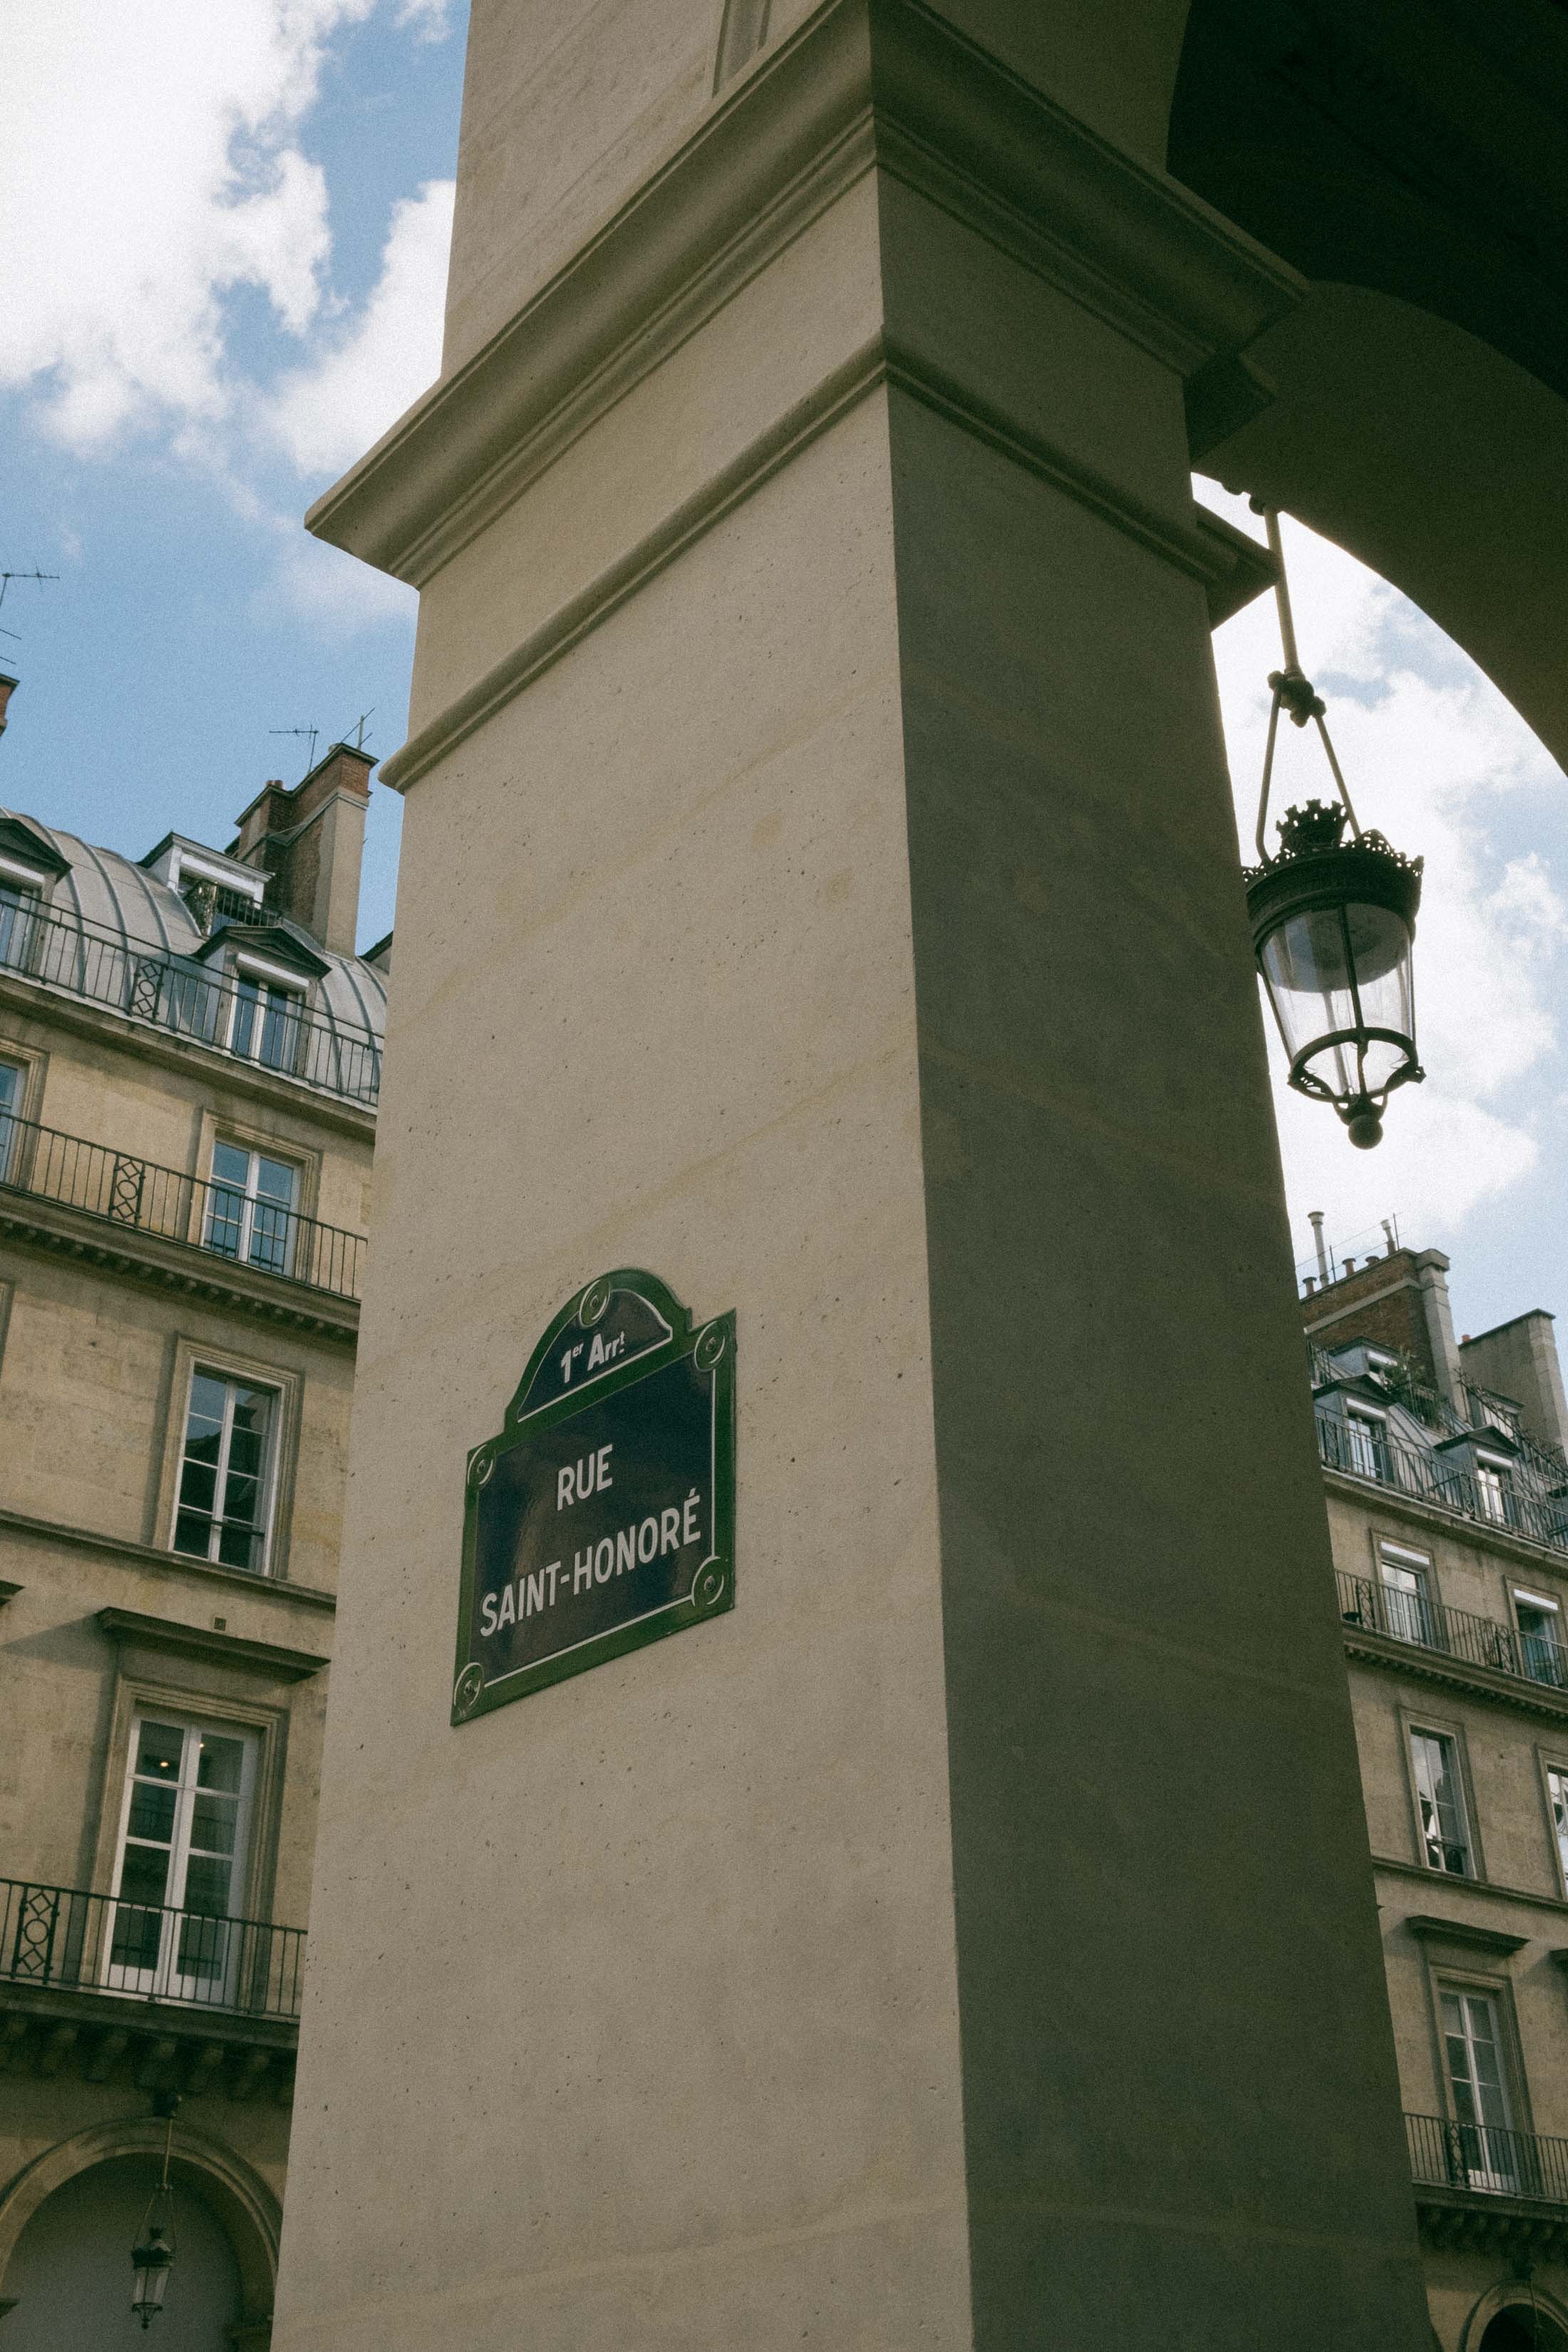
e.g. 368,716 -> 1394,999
1459,1314 -> 1568,1455
1301,1244 -> 1463,1403
0,676 -> 19,741
229,741 -> 373,955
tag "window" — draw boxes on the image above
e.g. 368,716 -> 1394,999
1346,1407 -> 1388,1480
1441,1987 -> 1518,2190
229,971 -> 302,1073
1379,1542 -> 1435,1646
0,1056 -> 21,1182
1411,1729 -> 1473,1875
172,1370 -> 277,1572
106,1715 -> 256,2002
1477,1457 -> 1515,1527
1547,1768 -> 1568,1890
1515,1592 -> 1566,1688
0,880 -> 38,972
203,1140 -> 298,1277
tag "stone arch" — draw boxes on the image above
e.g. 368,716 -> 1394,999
1460,2277 -> 1568,2351
0,2116 -> 279,2331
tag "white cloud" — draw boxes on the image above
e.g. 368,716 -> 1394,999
265,179 -> 454,475
1205,486 -> 1567,1269
0,1 -> 382,447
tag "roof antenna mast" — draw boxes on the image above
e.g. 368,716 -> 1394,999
0,565 -> 60,644
269,726 -> 319,780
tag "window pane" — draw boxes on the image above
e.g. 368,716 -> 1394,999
186,1373 -> 227,1433
189,1796 -> 238,1856
247,1200 -> 289,1273
135,1722 -> 184,1779
217,1520 -> 260,1570
127,1783 -> 177,1844
176,1912 -> 229,1979
232,979 -> 258,1058
177,1460 -> 217,1515
1412,1731 -> 1470,1874
256,1155 -> 296,1204
211,1140 -> 250,1185
204,1189 -> 245,1257
0,1061 -> 19,1112
196,1735 -> 244,1794
109,1904 -> 163,1971
174,1508 -> 215,1557
118,1844 -> 172,1909
1551,1771 -> 1568,1884
181,1854 -> 234,1917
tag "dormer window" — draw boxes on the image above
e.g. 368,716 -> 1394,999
1475,1455 -> 1515,1528
229,962 -> 305,1074
0,856 -> 51,973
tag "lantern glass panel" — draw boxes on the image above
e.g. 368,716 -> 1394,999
1259,899 -> 1413,1093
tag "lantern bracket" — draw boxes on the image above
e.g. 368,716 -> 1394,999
1251,502 -> 1363,860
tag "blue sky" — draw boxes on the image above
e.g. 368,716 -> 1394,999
2,0 -> 1564,1340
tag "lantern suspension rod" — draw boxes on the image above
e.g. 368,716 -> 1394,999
1252,503 -> 1364,860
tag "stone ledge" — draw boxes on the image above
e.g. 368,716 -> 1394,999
0,1507 -> 335,1613
0,1192 -> 359,1343
0,1982 -> 296,2106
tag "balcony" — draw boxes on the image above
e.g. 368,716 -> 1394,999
1317,1410 -> 1568,1558
1337,1571 -> 1568,1697
0,1115 -> 363,1306
1406,2112 -> 1568,2254
0,1878 -> 303,2103
0,894 -> 379,1108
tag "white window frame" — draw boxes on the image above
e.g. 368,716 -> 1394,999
226,955 -> 307,1074
104,1711 -> 259,2005
170,1366 -> 281,1575
1346,1404 -> 1388,1480
1410,1725 -> 1475,1878
202,1137 -> 301,1279
1378,1539 -> 1435,1647
0,1053 -> 23,1182
1438,1984 -> 1520,2192
0,865 -> 43,974
1475,1453 -> 1515,1527
1544,1760 -> 1568,1897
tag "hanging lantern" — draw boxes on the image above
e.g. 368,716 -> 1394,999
130,2100 -> 177,2328
1242,508 -> 1425,1150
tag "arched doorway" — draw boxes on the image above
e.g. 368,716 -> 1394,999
1,2155 -> 240,2349
1478,2311 -> 1568,2352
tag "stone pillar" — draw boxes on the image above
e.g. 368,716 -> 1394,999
277,6 -> 1430,2347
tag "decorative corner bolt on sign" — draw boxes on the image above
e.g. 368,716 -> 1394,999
451,1270 -> 735,1725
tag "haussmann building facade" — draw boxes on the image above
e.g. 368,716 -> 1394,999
0,674 -> 385,2347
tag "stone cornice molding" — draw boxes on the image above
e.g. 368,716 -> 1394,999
0,1503 -> 336,1612
376,331 -> 1276,795
1343,1622 -> 1568,1721
0,1189 -> 360,1344
308,0 -> 1301,595
97,1606 -> 327,1683
1405,1914 -> 1528,1956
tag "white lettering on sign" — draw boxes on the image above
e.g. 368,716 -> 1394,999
556,1445 -> 614,1510
485,1498 -> 703,1639
587,1328 -> 626,1371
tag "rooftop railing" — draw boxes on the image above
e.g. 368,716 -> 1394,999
1337,1570 -> 1568,1691
0,891 -> 379,1107
1407,2110 -> 1568,2207
0,1114 -> 363,1302
0,1877 -> 305,2020
1316,1411 -> 1568,1558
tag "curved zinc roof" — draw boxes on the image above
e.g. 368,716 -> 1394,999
1,810 -> 387,1045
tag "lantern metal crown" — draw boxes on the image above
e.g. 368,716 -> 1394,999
1242,505 -> 1425,1150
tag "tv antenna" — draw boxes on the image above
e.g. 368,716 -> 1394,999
341,708 -> 374,753
269,726 -> 319,778
0,566 -> 58,644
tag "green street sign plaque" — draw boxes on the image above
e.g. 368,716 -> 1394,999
451,1270 -> 736,1725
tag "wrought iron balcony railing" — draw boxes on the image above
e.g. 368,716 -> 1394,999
0,1115 -> 363,1302
0,892 -> 379,1106
1316,1412 -> 1568,1557
1337,1571 -> 1568,1691
1407,2111 -> 1568,2207
0,1877 -> 305,2020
